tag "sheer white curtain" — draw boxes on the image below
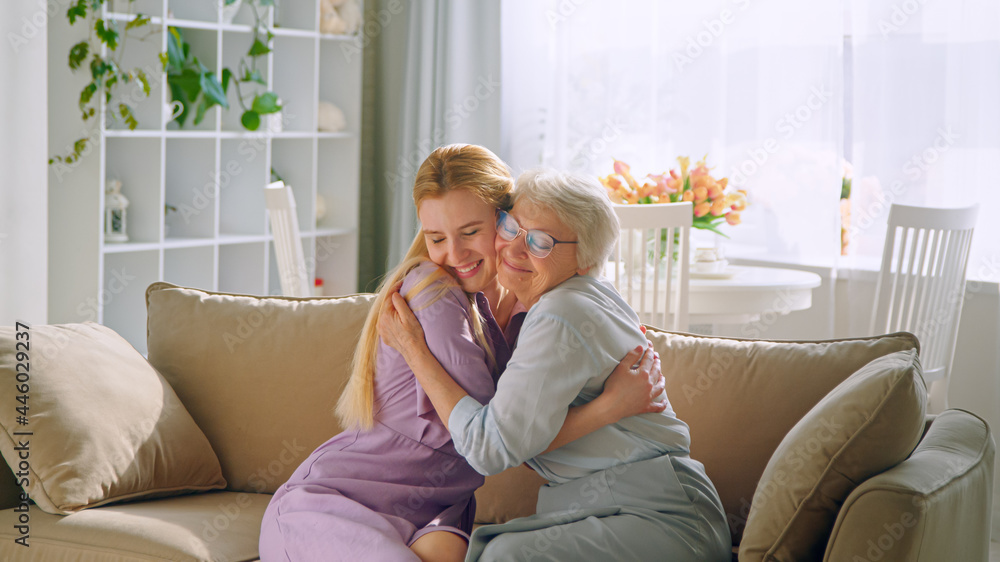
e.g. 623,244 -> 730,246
502,0 -> 845,262
848,0 -> 1000,282
385,1 -> 503,266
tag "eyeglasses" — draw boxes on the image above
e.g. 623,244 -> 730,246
496,210 -> 578,259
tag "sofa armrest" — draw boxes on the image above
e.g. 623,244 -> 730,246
823,409 -> 994,562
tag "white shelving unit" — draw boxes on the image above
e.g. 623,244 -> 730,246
48,0 -> 361,354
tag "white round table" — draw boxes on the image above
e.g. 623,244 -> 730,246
685,265 -> 822,325
607,263 -> 822,327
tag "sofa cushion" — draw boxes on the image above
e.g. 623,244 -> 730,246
641,328 -> 919,545
145,282 -> 376,494
738,349 -> 927,562
0,491 -> 269,561
0,322 -> 226,515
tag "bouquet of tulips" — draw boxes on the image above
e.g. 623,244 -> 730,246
600,156 -> 746,236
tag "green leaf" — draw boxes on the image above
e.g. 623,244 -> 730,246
67,1 -> 87,25
199,71 -> 229,108
221,68 -> 233,93
258,0 -> 275,6
136,70 -> 150,96
173,68 -> 202,100
119,104 -> 138,129
68,41 -> 89,70
89,55 -> 107,79
126,14 -> 150,30
194,97 -> 211,125
95,19 -> 119,51
104,74 -> 118,90
79,82 -> 98,108
225,0 -> 240,4
166,28 -> 185,69
159,52 -> 169,71
241,110 -> 261,130
251,92 -> 281,114
73,138 -> 89,155
692,222 -> 730,238
242,69 -> 266,85
248,39 -> 271,57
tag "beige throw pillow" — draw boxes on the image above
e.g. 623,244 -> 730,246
642,328 -> 919,545
145,282 -> 376,494
0,322 -> 226,515
738,349 -> 927,561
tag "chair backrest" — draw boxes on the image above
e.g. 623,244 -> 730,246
610,203 -> 692,331
264,181 -> 310,297
870,203 -> 979,383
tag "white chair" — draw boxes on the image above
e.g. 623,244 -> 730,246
870,203 -> 979,412
610,202 -> 692,331
265,181 -> 311,297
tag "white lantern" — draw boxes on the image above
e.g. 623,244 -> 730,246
104,179 -> 129,243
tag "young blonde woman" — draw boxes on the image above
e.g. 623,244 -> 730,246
258,144 -> 665,562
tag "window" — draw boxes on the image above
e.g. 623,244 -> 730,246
502,0 -> 1000,281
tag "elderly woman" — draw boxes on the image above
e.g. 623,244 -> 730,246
380,168 -> 732,561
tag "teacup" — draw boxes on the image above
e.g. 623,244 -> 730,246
693,247 -> 727,273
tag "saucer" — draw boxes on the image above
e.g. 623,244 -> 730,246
690,267 -> 740,280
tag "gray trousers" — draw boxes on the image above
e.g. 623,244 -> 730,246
466,454 -> 731,561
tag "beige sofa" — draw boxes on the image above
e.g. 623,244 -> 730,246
0,282 -> 994,561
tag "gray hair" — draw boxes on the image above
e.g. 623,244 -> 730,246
512,168 -> 619,273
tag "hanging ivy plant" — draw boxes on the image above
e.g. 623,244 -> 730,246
51,0 -> 155,165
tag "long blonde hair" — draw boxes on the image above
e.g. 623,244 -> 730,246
336,144 -> 514,430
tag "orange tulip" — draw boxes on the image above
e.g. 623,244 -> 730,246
710,198 -> 727,216
730,192 -> 747,211
692,186 -> 708,202
718,177 -> 728,190
707,185 -> 724,200
682,190 -> 694,202
647,173 -> 676,196
694,201 -> 712,217
726,212 -> 741,225
638,178 -> 658,198
613,159 -> 640,190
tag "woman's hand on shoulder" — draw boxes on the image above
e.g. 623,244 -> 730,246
601,341 -> 667,421
378,282 -> 429,360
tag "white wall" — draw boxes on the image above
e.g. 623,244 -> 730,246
0,2 -> 49,325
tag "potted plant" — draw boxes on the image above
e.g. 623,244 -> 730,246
161,0 -> 282,131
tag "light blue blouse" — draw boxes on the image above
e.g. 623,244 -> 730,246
448,274 -> 693,484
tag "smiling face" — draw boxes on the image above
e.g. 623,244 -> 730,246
418,189 -> 499,295
496,199 -> 587,308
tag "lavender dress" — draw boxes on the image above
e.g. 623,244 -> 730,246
259,262 -> 516,562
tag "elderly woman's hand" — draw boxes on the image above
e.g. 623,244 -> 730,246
601,341 -> 666,421
377,283 -> 429,359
